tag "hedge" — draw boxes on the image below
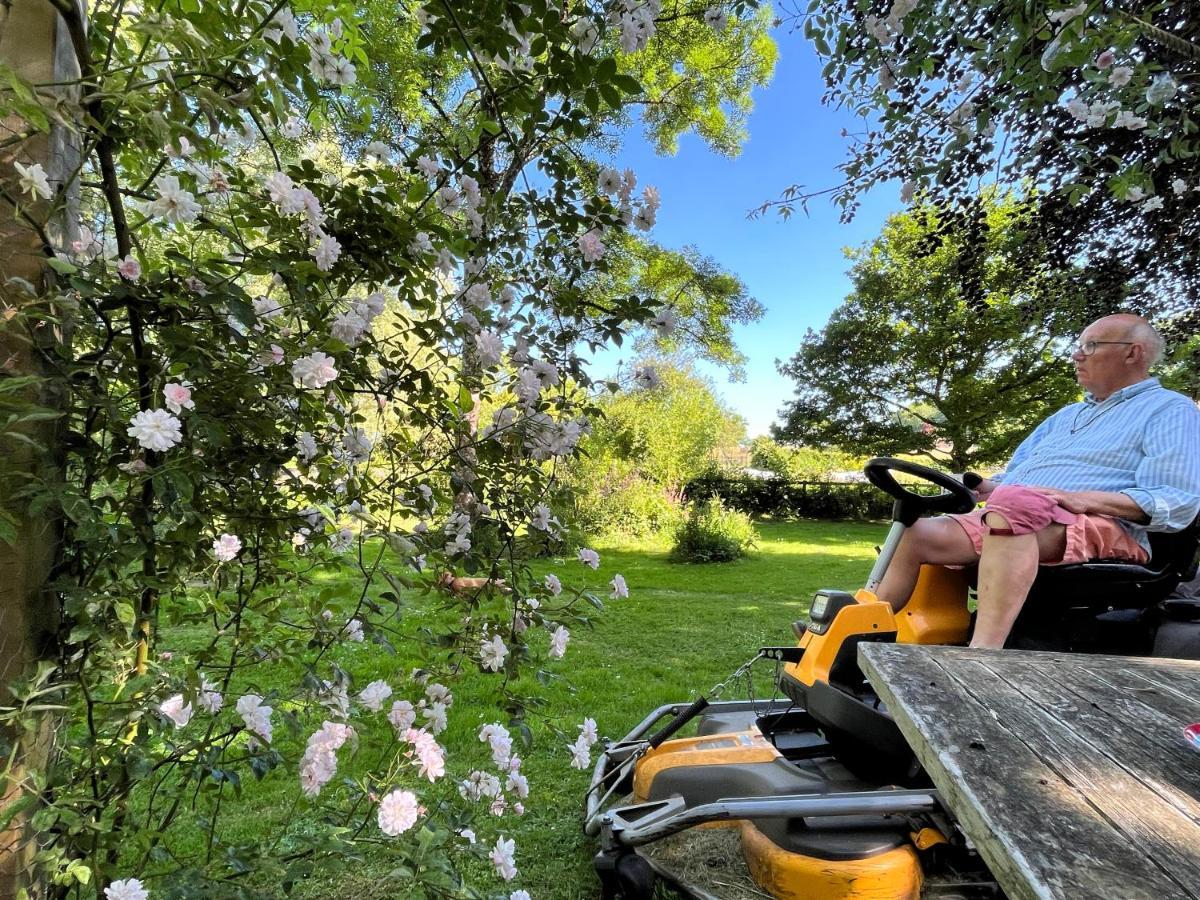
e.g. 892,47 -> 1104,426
683,475 -> 932,521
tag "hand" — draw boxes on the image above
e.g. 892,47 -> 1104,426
973,477 -> 999,500
1034,487 -> 1091,514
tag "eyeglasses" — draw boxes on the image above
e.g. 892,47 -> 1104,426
1070,340 -> 1134,357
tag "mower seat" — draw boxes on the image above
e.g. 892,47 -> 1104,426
1024,514 -> 1200,609
1006,515 -> 1200,653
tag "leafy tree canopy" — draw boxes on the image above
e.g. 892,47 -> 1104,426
578,358 -> 746,495
633,3 -> 780,155
587,235 -> 765,375
773,0 -> 1200,317
748,436 -> 865,479
774,192 -> 1099,470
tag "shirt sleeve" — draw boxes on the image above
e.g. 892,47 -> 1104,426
1121,397 -> 1200,532
992,409 -> 1061,484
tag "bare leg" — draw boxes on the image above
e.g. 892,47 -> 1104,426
876,518 -> 978,611
969,512 -> 1067,649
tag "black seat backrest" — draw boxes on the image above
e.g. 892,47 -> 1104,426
1144,517 -> 1200,581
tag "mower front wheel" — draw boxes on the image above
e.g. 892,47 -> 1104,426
594,849 -> 658,899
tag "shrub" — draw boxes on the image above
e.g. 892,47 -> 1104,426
670,498 -> 757,563
564,462 -> 685,540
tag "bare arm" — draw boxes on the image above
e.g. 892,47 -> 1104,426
1034,488 -> 1149,523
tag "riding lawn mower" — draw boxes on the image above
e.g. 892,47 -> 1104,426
584,458 -> 1200,900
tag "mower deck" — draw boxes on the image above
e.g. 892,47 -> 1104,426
587,699 -> 989,900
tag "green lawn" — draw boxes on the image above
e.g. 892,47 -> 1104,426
155,519 -> 886,898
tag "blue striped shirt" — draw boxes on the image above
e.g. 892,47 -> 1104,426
993,377 -> 1200,553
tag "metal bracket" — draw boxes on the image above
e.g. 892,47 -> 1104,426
759,645 -> 804,663
600,788 -> 942,849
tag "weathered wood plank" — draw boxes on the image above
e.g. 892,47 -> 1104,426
944,656 -> 1200,889
1065,660 -> 1200,722
860,643 -> 1200,900
1025,665 -> 1200,826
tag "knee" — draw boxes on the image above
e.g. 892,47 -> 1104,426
982,510 -> 1012,533
900,518 -> 963,561
896,520 -> 933,557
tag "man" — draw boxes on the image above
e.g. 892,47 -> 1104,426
876,313 -> 1200,649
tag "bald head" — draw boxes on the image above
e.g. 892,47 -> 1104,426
1072,314 -> 1163,400
1091,314 -> 1164,367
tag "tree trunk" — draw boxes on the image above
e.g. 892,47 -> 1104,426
0,0 -> 79,894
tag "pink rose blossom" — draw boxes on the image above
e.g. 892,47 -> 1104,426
104,879 -> 149,900
163,381 -> 194,415
291,351 -> 338,389
118,255 -> 142,281
388,699 -> 416,733
377,788 -> 421,835
577,229 -> 606,263
159,694 -> 193,728
212,533 -> 242,562
490,835 -> 518,880
549,625 -> 569,659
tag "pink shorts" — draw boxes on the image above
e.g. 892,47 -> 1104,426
948,484 -> 1148,566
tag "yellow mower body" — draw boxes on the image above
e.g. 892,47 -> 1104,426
631,565 -> 970,900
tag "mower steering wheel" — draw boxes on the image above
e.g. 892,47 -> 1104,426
863,457 -> 978,526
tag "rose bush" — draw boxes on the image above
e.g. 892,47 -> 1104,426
0,0 -> 768,895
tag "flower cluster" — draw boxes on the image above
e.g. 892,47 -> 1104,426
609,0 -> 661,53
568,718 -> 601,770
300,721 -> 355,797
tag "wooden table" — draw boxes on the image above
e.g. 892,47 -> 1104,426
858,643 -> 1200,900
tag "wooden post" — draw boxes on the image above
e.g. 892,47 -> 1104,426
0,0 -> 80,894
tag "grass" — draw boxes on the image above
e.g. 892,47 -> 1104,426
146,519 -> 887,898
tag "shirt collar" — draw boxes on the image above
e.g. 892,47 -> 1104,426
1083,376 -> 1160,406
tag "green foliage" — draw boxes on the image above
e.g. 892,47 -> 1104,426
590,235 -> 765,376
565,459 -> 684,540
670,497 -> 757,562
633,4 -> 778,157
564,360 -> 745,539
590,360 -> 746,495
786,0 -> 1200,313
774,192 -> 1095,470
1159,331 -> 1200,401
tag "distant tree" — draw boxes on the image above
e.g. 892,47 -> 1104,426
587,359 -> 746,496
774,194 -> 1096,471
748,436 -> 864,479
563,360 -> 745,537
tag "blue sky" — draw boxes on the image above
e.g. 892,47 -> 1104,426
603,24 -> 901,437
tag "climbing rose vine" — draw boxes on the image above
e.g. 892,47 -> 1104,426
0,0 -> 762,894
